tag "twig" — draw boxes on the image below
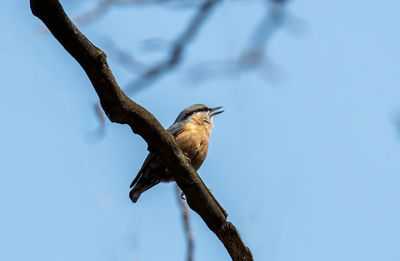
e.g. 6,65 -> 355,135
94,102 -> 107,136
74,0 -> 118,26
30,1 -> 253,260
125,0 -> 222,95
75,0 -> 207,27
187,0 -> 291,82
175,185 -> 194,261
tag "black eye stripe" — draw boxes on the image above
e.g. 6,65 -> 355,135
185,108 -> 206,117
180,107 -> 210,120
193,108 -> 209,113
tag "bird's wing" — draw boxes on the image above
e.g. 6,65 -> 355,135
167,121 -> 185,137
129,153 -> 156,188
129,121 -> 184,189
129,122 -> 188,202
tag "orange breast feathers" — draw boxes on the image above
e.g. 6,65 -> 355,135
175,119 -> 212,170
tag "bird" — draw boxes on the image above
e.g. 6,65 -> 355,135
129,104 -> 223,203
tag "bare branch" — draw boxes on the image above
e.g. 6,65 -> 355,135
74,0 -> 118,26
188,0 -> 291,83
74,0 -> 208,27
125,0 -> 221,95
30,0 -> 253,260
176,185 -> 194,261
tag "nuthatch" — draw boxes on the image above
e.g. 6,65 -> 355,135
129,104 -> 223,203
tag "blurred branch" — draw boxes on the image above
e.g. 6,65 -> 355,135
188,0 -> 292,83
30,0 -> 253,260
74,0 -> 118,26
74,0 -> 208,27
106,39 -> 147,73
94,103 -> 107,136
176,185 -> 194,261
125,0 -> 221,95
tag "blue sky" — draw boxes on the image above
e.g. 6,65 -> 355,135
1,1 -> 400,260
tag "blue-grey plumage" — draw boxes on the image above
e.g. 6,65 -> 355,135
129,104 -> 223,203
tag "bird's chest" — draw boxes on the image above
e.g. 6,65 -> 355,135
175,123 -> 211,170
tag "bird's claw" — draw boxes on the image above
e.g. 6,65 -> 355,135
183,152 -> 191,162
181,191 -> 186,200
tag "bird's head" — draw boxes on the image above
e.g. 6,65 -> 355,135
175,104 -> 224,127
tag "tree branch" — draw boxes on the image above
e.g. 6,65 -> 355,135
30,0 -> 253,260
125,0 -> 221,94
188,0 -> 291,83
74,0 -> 210,27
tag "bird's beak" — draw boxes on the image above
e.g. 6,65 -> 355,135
210,106 -> 224,116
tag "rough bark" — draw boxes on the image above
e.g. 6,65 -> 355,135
30,0 -> 253,260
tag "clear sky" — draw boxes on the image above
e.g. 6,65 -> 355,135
1,0 -> 400,260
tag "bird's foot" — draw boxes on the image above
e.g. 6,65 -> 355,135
183,152 -> 191,162
181,191 -> 186,200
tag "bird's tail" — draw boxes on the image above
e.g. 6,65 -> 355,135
129,174 -> 160,203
